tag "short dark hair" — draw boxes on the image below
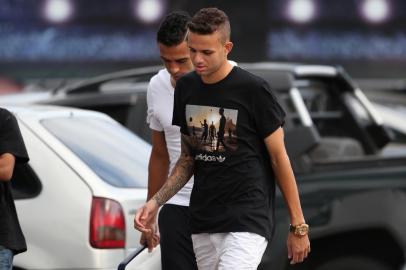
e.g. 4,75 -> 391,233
188,7 -> 231,43
157,11 -> 191,46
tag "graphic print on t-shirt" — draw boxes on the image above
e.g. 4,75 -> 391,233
186,104 -> 238,153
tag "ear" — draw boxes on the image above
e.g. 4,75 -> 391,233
224,41 -> 233,55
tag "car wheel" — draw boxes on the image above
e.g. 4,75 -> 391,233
314,256 -> 392,270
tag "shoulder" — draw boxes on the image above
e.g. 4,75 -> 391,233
175,71 -> 200,95
232,68 -> 280,103
0,107 -> 11,116
0,108 -> 19,135
148,69 -> 171,94
177,71 -> 199,87
233,67 -> 269,92
0,108 -> 14,122
235,67 -> 266,84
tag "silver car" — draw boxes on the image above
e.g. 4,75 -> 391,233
6,105 -> 160,270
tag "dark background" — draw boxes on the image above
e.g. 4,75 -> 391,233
1,0 -> 405,83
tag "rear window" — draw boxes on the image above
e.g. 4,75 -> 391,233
42,116 -> 150,188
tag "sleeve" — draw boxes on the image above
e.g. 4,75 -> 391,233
253,81 -> 286,139
0,110 -> 29,164
172,81 -> 189,135
146,82 -> 164,131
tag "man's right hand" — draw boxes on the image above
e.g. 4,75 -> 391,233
134,200 -> 159,231
139,216 -> 160,252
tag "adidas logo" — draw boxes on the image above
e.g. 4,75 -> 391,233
195,154 -> 226,162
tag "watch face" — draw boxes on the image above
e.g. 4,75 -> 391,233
297,227 -> 307,235
296,224 -> 309,236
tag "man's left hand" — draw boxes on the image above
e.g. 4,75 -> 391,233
287,233 -> 310,264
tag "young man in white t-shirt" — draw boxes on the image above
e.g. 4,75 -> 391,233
136,11 -> 197,270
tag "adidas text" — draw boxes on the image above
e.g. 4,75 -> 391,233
195,154 -> 226,162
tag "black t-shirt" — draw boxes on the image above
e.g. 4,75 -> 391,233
172,66 -> 285,240
0,108 -> 29,254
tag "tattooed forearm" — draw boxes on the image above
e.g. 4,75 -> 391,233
152,155 -> 194,206
152,134 -> 195,206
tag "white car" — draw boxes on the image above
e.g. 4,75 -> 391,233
6,105 -> 160,270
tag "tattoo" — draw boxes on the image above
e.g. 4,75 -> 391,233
152,134 -> 195,206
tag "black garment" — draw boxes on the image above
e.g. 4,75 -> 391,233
158,204 -> 198,270
218,115 -> 226,138
172,66 -> 285,240
216,114 -> 227,151
200,121 -> 208,141
0,108 -> 29,254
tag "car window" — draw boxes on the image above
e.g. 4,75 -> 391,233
294,78 -> 372,161
389,128 -> 406,143
11,163 -> 42,200
296,79 -> 357,137
69,90 -> 152,144
126,93 -> 151,143
42,117 -> 150,188
84,102 -> 152,144
90,104 -> 132,127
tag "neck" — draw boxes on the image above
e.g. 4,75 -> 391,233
201,60 -> 233,84
170,76 -> 176,88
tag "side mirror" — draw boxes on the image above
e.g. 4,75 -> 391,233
284,125 -> 320,158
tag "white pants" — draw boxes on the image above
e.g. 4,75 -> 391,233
191,232 -> 268,270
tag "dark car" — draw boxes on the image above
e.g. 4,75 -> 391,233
7,63 -> 406,270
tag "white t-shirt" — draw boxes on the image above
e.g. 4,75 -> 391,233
146,69 -> 194,206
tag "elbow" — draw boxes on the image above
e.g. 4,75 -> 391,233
151,146 -> 169,160
0,154 -> 16,181
0,170 -> 13,181
270,152 -> 290,170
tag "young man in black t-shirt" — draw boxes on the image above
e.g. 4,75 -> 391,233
135,7 -> 310,269
0,108 -> 29,270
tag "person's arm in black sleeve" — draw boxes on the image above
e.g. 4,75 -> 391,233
0,153 -> 15,181
253,83 -> 310,265
252,82 -> 286,139
0,110 -> 29,181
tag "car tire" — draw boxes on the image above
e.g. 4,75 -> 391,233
314,256 -> 392,270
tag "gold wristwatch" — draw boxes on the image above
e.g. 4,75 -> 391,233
289,223 -> 309,236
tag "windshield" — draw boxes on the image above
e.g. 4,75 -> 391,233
42,116 -> 150,188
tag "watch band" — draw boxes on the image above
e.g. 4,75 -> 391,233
289,223 -> 309,236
